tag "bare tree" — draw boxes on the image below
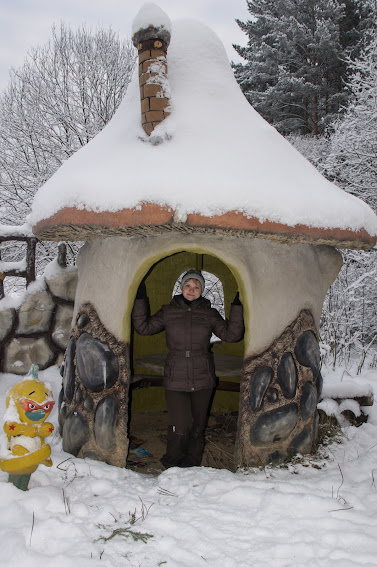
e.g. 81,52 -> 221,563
324,36 -> 377,212
320,250 -> 377,371
0,23 -> 136,285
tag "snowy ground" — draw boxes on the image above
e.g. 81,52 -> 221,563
1,364 -> 377,567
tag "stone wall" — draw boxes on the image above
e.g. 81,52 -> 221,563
59,302 -> 130,467
0,266 -> 77,374
236,310 -> 322,467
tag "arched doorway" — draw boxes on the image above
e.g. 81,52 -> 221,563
128,250 -> 244,472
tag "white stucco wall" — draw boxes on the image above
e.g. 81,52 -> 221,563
74,234 -> 342,357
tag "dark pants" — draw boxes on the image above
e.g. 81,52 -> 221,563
161,388 -> 213,468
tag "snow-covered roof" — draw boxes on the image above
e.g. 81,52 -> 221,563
30,11 -> 377,249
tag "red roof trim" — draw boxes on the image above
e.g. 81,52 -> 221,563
33,204 -> 376,247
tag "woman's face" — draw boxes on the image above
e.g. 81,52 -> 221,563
182,278 -> 202,301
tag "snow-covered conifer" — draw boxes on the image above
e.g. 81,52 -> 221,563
233,0 -> 374,135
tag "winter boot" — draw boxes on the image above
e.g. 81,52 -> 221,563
181,426 -> 205,467
160,425 -> 190,468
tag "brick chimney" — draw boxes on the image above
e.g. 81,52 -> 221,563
132,22 -> 171,136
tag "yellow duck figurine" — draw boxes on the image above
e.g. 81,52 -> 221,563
0,364 -> 55,490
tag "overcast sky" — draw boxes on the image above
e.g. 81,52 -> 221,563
0,0 -> 250,91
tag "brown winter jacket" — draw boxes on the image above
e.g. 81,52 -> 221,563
132,294 -> 244,392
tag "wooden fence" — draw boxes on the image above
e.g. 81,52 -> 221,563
0,224 -> 66,299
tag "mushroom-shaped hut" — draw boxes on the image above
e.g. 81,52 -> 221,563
30,5 -> 377,468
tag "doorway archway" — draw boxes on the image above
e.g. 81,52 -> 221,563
128,250 -> 245,471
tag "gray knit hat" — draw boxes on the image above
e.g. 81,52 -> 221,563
180,269 -> 205,293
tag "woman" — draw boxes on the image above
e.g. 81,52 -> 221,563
132,269 -> 244,468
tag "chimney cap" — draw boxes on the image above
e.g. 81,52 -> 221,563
132,3 -> 171,47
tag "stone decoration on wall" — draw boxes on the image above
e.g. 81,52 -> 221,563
236,310 -> 322,467
0,309 -> 16,342
17,291 -> 55,335
59,303 -> 130,467
0,268 -> 77,374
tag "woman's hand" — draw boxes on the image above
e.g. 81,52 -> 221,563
136,281 -> 147,299
232,292 -> 242,306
